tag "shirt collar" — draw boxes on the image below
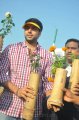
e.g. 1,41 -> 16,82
22,41 -> 41,54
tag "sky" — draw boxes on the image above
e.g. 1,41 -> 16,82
0,0 -> 79,50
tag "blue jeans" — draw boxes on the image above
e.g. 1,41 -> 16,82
0,112 -> 22,120
0,112 -> 39,120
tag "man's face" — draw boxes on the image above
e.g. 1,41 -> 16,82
65,41 -> 79,62
24,25 -> 41,43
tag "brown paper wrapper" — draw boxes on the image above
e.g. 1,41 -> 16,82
69,59 -> 79,93
0,36 -> 3,52
48,68 -> 67,107
0,86 -> 4,96
22,72 -> 41,120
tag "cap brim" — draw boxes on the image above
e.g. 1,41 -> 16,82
23,22 -> 41,30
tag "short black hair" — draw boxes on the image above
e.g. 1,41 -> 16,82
65,38 -> 79,47
23,18 -> 43,32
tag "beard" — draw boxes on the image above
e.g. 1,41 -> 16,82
25,36 -> 37,44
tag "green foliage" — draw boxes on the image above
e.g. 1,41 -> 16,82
70,53 -> 79,62
0,12 -> 15,38
51,51 -> 79,75
51,51 -> 68,74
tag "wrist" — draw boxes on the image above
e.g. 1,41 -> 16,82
15,88 -> 20,96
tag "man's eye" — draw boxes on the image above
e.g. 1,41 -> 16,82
67,47 -> 78,50
71,47 -> 78,49
32,27 -> 38,31
25,26 -> 30,30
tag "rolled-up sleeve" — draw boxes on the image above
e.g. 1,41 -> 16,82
0,46 -> 10,83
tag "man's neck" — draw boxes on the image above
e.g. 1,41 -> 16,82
67,60 -> 72,66
25,41 -> 38,53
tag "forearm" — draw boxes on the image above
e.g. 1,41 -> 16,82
3,81 -> 35,100
4,80 -> 18,95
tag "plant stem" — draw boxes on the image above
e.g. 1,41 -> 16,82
53,29 -> 58,45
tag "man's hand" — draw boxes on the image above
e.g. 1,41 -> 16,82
4,81 -> 36,101
71,83 -> 79,95
64,88 -> 74,102
47,97 -> 62,112
16,85 -> 36,101
64,88 -> 79,105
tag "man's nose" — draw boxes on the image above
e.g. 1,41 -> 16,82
68,48 -> 72,52
28,28 -> 32,32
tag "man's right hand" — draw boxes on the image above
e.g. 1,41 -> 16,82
16,85 -> 36,101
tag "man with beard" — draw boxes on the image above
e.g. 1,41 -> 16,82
0,18 -> 53,120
